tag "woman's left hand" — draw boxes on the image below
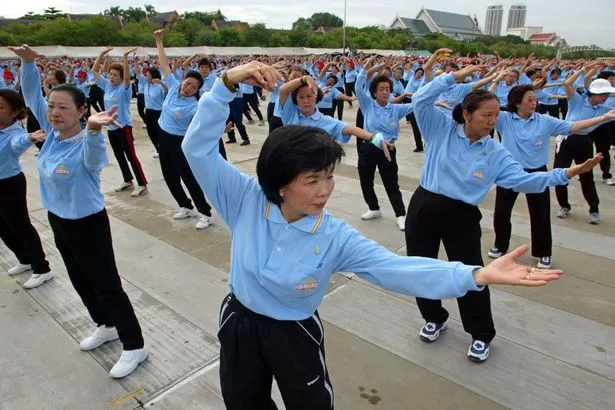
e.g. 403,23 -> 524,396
28,129 -> 46,143
87,105 -> 122,131
566,153 -> 603,178
474,245 -> 563,286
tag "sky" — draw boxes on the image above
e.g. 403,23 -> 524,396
3,0 -> 614,48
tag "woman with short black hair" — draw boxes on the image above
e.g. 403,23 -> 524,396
182,60 -> 565,410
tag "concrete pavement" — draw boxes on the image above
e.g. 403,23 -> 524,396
1,102 -> 614,409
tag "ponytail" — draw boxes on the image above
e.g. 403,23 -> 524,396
452,103 -> 465,123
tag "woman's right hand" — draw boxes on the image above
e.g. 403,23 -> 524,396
8,44 -> 45,63
225,61 -> 283,91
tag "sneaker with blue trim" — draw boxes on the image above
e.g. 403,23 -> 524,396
487,247 -> 502,259
537,256 -> 552,269
419,321 -> 447,343
467,340 -> 490,363
589,213 -> 600,225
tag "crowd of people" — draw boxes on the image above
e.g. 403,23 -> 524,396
1,34 -> 614,408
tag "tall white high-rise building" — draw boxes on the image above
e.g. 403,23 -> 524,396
484,5 -> 503,36
507,4 -> 527,29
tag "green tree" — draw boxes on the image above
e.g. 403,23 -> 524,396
213,27 -> 245,46
182,10 -> 224,25
308,12 -> 343,29
144,5 -> 157,19
245,23 -> 270,46
43,7 -> 66,20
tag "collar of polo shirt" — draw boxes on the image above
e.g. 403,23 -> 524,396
298,109 -> 322,121
264,201 -> 324,234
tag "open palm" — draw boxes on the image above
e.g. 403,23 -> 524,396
477,245 -> 563,287
87,105 -> 121,130
8,45 -> 45,62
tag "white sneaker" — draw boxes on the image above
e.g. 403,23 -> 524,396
80,326 -> 119,351
109,346 -> 149,378
114,181 -> 134,192
557,207 -> 571,219
195,215 -> 213,230
8,263 -> 31,276
396,215 -> 406,231
173,207 -> 198,220
130,185 -> 148,197
604,178 -> 615,186
23,272 -> 53,289
361,210 -> 382,220
153,153 -> 159,159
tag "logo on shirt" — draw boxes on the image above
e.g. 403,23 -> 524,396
175,110 -> 182,119
296,275 -> 319,291
473,169 -> 484,180
55,164 -> 72,178
534,139 -> 543,148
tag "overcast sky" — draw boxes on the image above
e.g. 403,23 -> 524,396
3,0 -> 614,48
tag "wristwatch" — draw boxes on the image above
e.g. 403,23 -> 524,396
87,128 -> 101,136
222,71 -> 238,93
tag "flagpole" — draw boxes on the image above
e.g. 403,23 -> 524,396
342,0 -> 347,54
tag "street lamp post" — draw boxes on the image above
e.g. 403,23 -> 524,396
342,0 -> 347,55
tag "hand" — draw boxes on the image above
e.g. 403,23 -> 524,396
28,129 -> 46,143
8,44 -> 46,63
474,245 -> 563,287
434,48 -> 453,57
224,122 -> 234,134
566,153 -> 603,178
272,60 -> 288,70
87,105 -> 122,130
225,61 -> 284,91
154,29 -> 165,43
301,75 -> 318,94
100,46 -> 113,56
604,109 -> 615,120
434,99 -> 453,110
124,47 -> 138,57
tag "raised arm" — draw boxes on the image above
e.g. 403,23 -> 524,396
424,48 -> 451,82
182,62 -> 282,229
8,45 -> 51,133
92,46 -> 113,82
279,75 -> 317,106
154,29 -> 172,79
122,47 -> 137,87
564,66 -> 586,100
488,69 -> 507,93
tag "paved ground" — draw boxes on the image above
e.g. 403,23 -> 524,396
1,100 -> 614,410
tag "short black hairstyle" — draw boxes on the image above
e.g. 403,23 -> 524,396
184,70 -> 204,98
0,89 -> 27,120
507,85 -> 535,113
291,83 -> 324,105
148,67 -> 162,80
256,125 -> 345,206
597,71 -> 615,80
198,57 -> 211,68
452,89 -> 499,123
49,84 -> 86,109
369,74 -> 393,98
326,74 -> 338,85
